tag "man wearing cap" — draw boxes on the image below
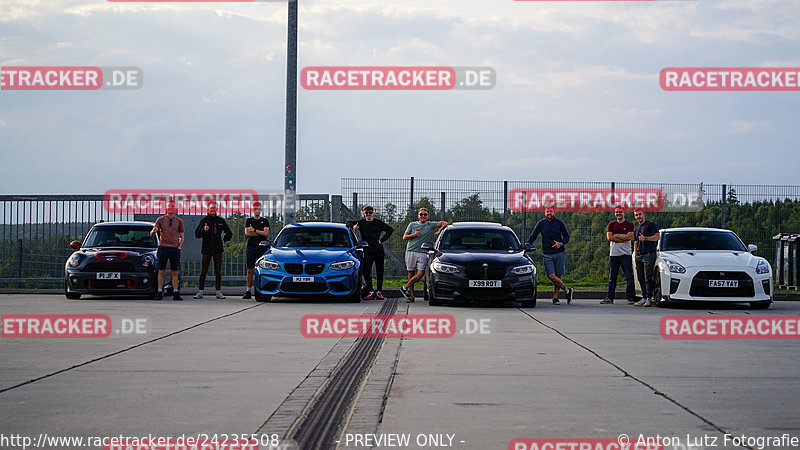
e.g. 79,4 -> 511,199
194,201 -> 233,299
400,208 -> 448,303
602,207 -> 635,304
151,202 -> 184,301
243,201 -> 270,299
633,208 -> 660,307
527,207 -> 573,305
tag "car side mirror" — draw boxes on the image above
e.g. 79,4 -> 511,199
70,240 -> 81,250
748,244 -> 757,253
357,241 -> 369,249
524,243 -> 536,252
259,240 -> 271,249
421,242 -> 434,251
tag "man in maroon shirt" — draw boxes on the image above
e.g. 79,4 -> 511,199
151,202 -> 185,301
601,207 -> 635,304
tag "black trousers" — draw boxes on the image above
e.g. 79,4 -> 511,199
199,252 -> 222,290
362,249 -> 385,291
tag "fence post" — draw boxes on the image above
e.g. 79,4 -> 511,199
440,192 -> 446,221
324,195 -> 331,222
721,184 -> 727,229
409,176 -> 415,219
352,192 -> 358,213
503,180 -> 508,225
331,195 -> 343,222
17,238 -> 23,287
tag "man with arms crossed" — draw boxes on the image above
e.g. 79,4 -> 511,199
400,208 -> 447,303
601,207 -> 635,304
527,207 -> 573,305
348,205 -> 394,300
243,201 -> 270,299
633,208 -> 660,307
151,202 -> 184,301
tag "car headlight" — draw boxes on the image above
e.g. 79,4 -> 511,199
68,254 -> 82,267
511,264 -> 535,275
259,260 -> 280,270
142,255 -> 153,268
330,260 -> 355,271
756,260 -> 770,274
662,258 -> 686,274
432,261 -> 459,274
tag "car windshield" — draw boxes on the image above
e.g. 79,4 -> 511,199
439,229 -> 521,251
661,231 -> 747,252
274,227 -> 352,248
84,225 -> 157,248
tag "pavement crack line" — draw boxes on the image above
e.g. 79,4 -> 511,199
0,303 -> 265,395
517,308 -> 755,450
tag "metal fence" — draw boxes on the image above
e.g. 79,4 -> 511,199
3,180 -> 800,288
342,178 -> 800,283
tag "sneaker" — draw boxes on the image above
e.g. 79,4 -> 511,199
193,291 -> 203,299
154,291 -> 163,301
399,286 -> 411,301
552,298 -> 560,305
566,288 -> 574,304
406,296 -> 415,303
363,291 -> 376,300
600,298 -> 614,304
242,291 -> 252,299
627,299 -> 637,305
375,291 -> 385,300
173,293 -> 183,301
634,298 -> 651,307
216,291 -> 226,299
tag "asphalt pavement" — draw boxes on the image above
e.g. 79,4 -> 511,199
1,293 -> 799,450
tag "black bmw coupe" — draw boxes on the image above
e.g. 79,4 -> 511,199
423,222 -> 537,307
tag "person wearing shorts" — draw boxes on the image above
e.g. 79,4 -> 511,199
243,201 -> 270,299
151,203 -> 184,301
527,207 -> 573,305
400,208 -> 447,303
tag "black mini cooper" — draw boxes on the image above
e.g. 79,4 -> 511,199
64,221 -> 159,299
422,222 -> 538,307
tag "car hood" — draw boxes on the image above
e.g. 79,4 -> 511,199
266,247 -> 357,262
660,250 -> 765,269
79,247 -> 155,257
437,250 -> 531,266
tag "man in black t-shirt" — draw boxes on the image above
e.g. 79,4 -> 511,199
243,201 -> 270,299
633,208 -> 660,307
347,205 -> 393,300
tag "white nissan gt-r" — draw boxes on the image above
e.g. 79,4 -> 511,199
653,227 -> 773,309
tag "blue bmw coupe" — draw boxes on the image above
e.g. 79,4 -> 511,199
253,222 -> 366,302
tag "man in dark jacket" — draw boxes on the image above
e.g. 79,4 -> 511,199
527,207 -> 574,305
193,202 -> 232,299
347,205 -> 394,300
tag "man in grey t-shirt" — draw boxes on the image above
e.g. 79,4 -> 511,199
400,208 -> 447,302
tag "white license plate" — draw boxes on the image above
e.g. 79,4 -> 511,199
293,276 -> 314,283
469,280 -> 501,288
709,279 -> 738,288
97,272 -> 120,280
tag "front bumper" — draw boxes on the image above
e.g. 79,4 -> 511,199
659,267 -> 772,303
65,270 -> 157,295
428,272 -> 536,303
255,269 -> 359,297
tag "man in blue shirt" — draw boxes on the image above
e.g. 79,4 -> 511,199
527,207 -> 574,305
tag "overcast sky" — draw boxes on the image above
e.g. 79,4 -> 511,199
1,0 -> 798,196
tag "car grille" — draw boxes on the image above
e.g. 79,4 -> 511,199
283,263 -> 326,275
84,262 -> 137,272
305,263 -> 325,275
280,280 -> 328,293
464,266 -> 506,280
284,263 -> 303,274
689,271 -> 754,297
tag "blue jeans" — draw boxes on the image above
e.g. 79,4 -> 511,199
607,255 -> 635,300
